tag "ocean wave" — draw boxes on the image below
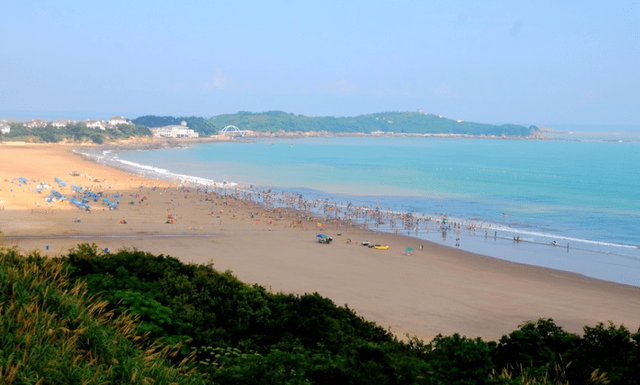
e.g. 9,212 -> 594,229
493,226 -> 638,250
115,159 -> 170,174
90,151 -> 241,188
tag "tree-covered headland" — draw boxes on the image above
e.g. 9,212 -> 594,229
0,111 -> 540,143
1,244 -> 636,384
133,111 -> 540,137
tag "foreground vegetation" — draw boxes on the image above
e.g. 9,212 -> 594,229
133,111 -> 539,137
2,244 -> 637,384
0,248 -> 204,384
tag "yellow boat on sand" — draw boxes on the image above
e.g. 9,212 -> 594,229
373,245 -> 389,250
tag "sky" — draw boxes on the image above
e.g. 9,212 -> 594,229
1,1 -> 639,128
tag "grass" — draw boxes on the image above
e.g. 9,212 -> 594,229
0,247 -> 206,384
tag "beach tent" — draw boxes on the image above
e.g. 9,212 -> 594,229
50,189 -> 64,200
54,177 -> 67,187
19,177 -> 28,184
102,198 -> 118,209
69,197 -> 88,211
317,234 -> 333,244
85,191 -> 100,201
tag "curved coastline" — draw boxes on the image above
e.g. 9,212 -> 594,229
2,143 -> 640,341
75,140 -> 640,288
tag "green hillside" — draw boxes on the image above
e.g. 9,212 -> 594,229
2,244 -> 633,384
131,111 -> 539,137
207,111 -> 538,137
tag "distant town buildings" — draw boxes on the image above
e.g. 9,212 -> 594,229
85,120 -> 107,130
150,121 -> 199,138
51,119 -> 76,128
24,119 -> 47,128
108,116 -> 133,127
3,115 -> 134,132
0,120 -> 10,134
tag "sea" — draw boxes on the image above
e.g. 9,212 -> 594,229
77,132 -> 640,287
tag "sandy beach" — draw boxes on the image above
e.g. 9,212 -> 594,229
1,143 -> 639,342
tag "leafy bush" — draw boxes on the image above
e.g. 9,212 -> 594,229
10,243 -> 630,384
0,247 -> 205,384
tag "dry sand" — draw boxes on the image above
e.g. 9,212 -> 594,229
1,143 -> 639,342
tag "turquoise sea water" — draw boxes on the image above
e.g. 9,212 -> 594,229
80,136 -> 640,286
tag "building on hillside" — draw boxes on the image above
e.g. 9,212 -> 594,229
86,120 -> 106,130
24,119 -> 47,128
0,121 -> 10,134
51,119 -> 76,128
150,121 -> 199,138
108,116 -> 133,127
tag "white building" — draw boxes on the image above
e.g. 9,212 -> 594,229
0,121 -> 10,134
151,121 -> 199,138
24,119 -> 47,128
108,116 -> 132,126
86,120 -> 106,130
51,119 -> 76,128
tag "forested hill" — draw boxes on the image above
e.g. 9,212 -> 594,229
133,111 -> 540,137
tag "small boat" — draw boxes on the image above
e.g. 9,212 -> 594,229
374,245 -> 389,250
362,241 -> 370,246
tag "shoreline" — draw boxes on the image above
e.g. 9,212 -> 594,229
2,144 -> 640,342
76,139 -> 640,287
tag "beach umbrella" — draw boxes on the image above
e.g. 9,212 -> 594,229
406,247 -> 413,255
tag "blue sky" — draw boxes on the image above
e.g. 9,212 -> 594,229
1,1 -> 639,127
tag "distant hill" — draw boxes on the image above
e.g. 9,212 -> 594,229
133,111 -> 540,137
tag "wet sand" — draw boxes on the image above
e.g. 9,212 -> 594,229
2,143 -> 640,341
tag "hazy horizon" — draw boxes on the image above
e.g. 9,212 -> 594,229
2,1 -> 639,128
2,109 -> 640,133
